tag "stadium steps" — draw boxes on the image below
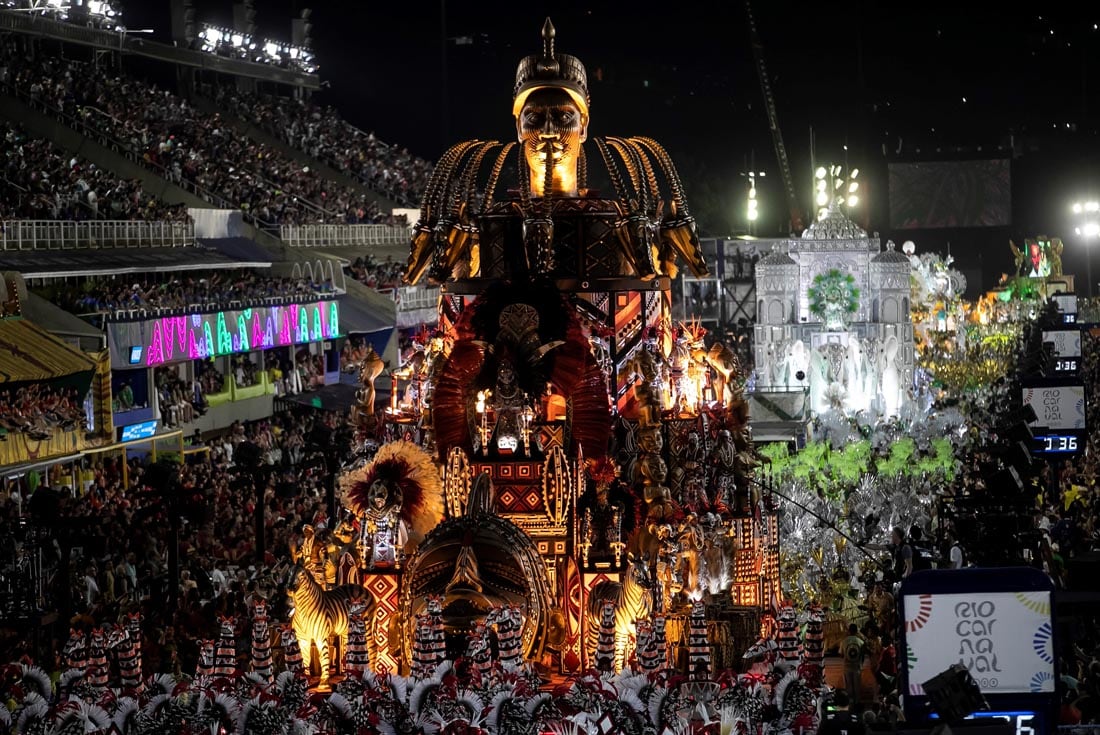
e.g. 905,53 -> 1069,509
190,93 -> 402,214
0,88 -> 287,254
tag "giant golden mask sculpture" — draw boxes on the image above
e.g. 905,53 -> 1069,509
516,88 -> 588,198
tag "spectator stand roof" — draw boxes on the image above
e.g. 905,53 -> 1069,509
0,241 -> 273,279
22,292 -> 105,348
0,317 -> 97,384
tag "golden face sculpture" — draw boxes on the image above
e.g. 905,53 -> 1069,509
516,88 -> 588,197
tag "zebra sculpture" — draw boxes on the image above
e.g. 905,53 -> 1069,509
62,628 -> 86,671
585,552 -> 654,672
107,625 -> 141,690
124,612 -> 143,672
85,628 -> 109,689
250,600 -> 273,682
486,603 -> 524,670
195,639 -> 216,678
279,625 -> 303,674
799,604 -> 826,687
285,564 -> 368,687
775,604 -> 801,669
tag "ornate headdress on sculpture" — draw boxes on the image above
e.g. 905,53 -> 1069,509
513,18 -> 589,117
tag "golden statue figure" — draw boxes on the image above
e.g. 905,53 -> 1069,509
404,17 -> 709,287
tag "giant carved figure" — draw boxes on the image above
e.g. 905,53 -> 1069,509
880,335 -> 901,418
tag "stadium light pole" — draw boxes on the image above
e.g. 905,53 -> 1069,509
1072,199 -> 1099,297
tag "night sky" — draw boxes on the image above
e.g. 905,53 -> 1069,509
125,1 -> 1100,291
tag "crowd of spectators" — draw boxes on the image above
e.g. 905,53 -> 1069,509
346,254 -> 404,291
1,121 -> 189,222
3,47 -> 388,228
0,384 -> 85,440
35,271 -> 333,315
153,367 -> 207,428
213,88 -> 431,208
0,408 -> 350,674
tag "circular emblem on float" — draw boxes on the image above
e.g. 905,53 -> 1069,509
905,593 -> 933,633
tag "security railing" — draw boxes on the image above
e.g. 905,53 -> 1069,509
0,219 -> 194,250
279,223 -> 409,248
395,285 -> 439,312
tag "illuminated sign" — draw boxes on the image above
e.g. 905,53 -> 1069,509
128,345 -> 143,365
119,419 -> 158,441
1033,433 -> 1082,454
108,300 -> 341,368
1053,357 -> 1079,373
1051,293 -> 1077,314
904,591 -> 1054,695
1041,329 -> 1081,357
1022,384 -> 1086,431
930,711 -> 1044,735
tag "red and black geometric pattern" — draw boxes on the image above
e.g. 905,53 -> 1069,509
362,572 -> 400,673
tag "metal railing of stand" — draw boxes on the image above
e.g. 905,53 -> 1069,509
0,219 -> 195,250
279,223 -> 409,247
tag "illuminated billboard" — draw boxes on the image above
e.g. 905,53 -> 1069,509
107,300 -> 340,368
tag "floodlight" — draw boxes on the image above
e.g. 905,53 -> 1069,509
748,187 -> 757,200
264,41 -> 279,57
847,195 -> 859,207
231,33 -> 244,47
1073,202 -> 1083,214
848,181 -> 858,193
1089,201 -> 1100,212
1084,222 -> 1100,237
814,166 -> 826,179
849,168 -> 859,178
816,180 -> 826,192
816,192 -> 828,206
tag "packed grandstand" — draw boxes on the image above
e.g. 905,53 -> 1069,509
1,7 -> 1098,735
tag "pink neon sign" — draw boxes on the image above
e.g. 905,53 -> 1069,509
139,301 -> 340,367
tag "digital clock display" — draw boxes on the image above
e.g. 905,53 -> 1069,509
1055,358 -> 1079,372
930,711 -> 1041,735
1034,434 -> 1080,453
1064,313 -> 1077,324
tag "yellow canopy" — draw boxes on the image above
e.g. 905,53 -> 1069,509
0,317 -> 98,384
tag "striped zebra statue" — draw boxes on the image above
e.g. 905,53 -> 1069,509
465,621 -> 493,682
213,616 -> 237,677
686,601 -> 710,680
653,613 -> 668,669
62,628 -> 87,671
490,604 -> 524,670
195,639 -> 216,678
585,553 -> 654,673
343,600 -> 370,677
594,601 -> 617,672
635,618 -> 659,674
250,600 -> 273,682
280,625 -> 303,674
798,605 -> 826,686
85,628 -> 109,689
124,612 -> 143,673
285,564 -> 365,686
775,604 -> 801,668
107,625 -> 141,690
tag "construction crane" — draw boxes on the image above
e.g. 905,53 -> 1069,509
745,0 -> 804,234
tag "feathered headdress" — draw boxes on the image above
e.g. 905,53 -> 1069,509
340,440 -> 444,548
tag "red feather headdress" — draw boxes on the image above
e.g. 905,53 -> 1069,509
339,441 -> 444,548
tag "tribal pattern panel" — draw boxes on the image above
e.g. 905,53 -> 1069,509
561,558 -> 583,673
470,462 -> 544,513
362,572 -> 400,673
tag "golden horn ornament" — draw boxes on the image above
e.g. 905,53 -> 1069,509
405,222 -> 436,286
660,214 -> 710,278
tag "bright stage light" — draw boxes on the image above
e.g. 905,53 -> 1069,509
847,195 -> 859,208
1074,202 -> 1084,214
850,168 -> 859,178
1088,201 -> 1100,212
815,166 -> 826,179
848,181 -> 859,193
1084,222 -> 1100,238
816,192 -> 829,206
231,33 -> 244,47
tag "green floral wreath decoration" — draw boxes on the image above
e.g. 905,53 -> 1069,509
807,269 -> 860,318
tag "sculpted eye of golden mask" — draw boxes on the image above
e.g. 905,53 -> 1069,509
516,88 -> 588,197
